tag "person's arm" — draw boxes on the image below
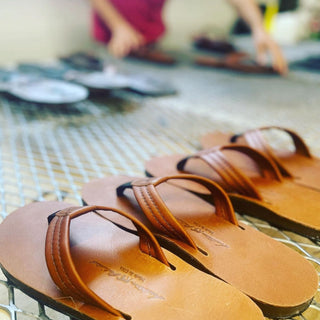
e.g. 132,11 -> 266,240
227,0 -> 288,74
90,0 -> 145,57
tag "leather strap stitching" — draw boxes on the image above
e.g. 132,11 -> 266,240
244,129 -> 294,177
200,151 -> 260,198
261,126 -> 312,157
133,175 -> 239,226
213,152 -> 260,197
46,206 -> 170,319
205,152 -> 249,195
139,233 -> 151,256
144,185 -> 196,246
51,216 -> 88,302
202,153 -> 240,192
248,131 -> 267,153
136,186 -> 184,241
135,187 -> 171,235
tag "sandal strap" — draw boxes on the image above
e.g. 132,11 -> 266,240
231,126 -> 312,177
45,205 -> 169,318
117,174 -> 238,249
177,145 -> 283,200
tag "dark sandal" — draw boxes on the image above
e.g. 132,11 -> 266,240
195,52 -> 277,74
82,174 -> 318,318
193,36 -> 237,54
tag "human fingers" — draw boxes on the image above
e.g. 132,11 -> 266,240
255,41 -> 268,66
128,32 -> 145,50
267,41 -> 288,75
109,40 -> 128,58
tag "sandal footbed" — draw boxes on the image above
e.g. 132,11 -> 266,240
0,201 -> 263,320
82,176 -> 318,318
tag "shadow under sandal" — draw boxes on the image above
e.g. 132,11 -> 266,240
0,201 -> 264,320
201,126 -> 320,192
144,145 -> 320,240
81,174 -> 318,318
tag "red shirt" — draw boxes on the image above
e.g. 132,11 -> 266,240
92,0 -> 166,44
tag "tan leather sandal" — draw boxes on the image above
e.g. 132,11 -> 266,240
81,174 -> 318,318
0,201 -> 264,320
201,126 -> 320,191
144,145 -> 320,239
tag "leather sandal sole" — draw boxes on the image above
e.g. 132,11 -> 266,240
82,175 -> 318,318
0,201 -> 264,320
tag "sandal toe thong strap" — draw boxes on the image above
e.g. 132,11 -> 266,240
177,145 -> 283,200
117,174 -> 239,249
45,205 -> 169,319
231,126 -> 312,177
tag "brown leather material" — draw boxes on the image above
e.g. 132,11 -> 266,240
144,145 -> 320,240
195,54 -> 277,74
82,175 -> 318,318
128,46 -> 177,65
45,207 -> 126,319
0,201 -> 265,320
241,129 -> 294,177
177,146 -> 282,200
201,127 -> 320,191
130,175 -> 238,231
242,127 -> 312,158
132,183 -> 198,248
45,205 -> 171,318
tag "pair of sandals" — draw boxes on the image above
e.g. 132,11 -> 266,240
0,126 -> 318,320
148,126 -> 320,239
133,37 -> 278,75
192,36 -> 277,74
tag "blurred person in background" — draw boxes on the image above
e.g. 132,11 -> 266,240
90,0 -> 287,74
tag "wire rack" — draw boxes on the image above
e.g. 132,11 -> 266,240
0,66 -> 320,320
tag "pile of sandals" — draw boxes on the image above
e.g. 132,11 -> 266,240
0,126 -> 319,320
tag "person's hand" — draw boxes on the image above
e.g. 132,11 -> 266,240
108,23 -> 145,58
253,29 -> 288,75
